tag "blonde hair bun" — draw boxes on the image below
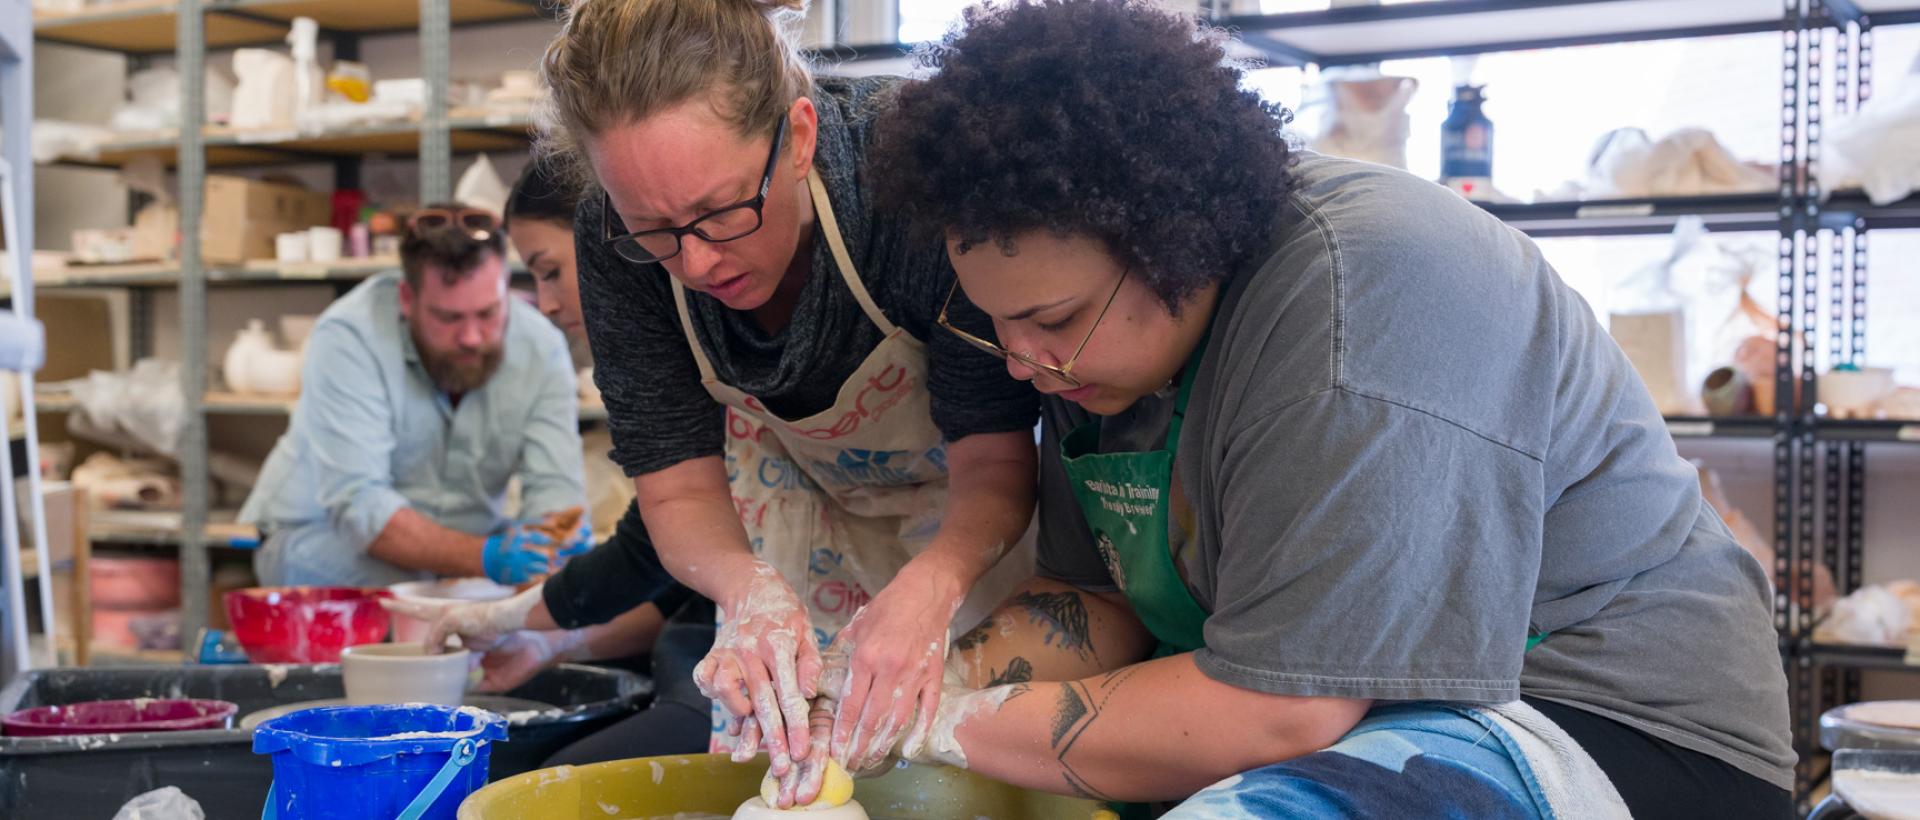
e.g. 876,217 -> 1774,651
540,0 -> 815,190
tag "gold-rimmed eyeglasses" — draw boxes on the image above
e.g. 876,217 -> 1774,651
936,269 -> 1127,388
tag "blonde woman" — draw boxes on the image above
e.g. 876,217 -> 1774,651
413,0 -> 1038,804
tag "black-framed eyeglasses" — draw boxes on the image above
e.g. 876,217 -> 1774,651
937,268 -> 1128,388
408,207 -> 498,242
601,116 -> 788,265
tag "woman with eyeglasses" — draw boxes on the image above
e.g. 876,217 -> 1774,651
851,1 -> 1794,816
413,0 -> 1040,798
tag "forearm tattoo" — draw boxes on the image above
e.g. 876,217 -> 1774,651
1048,665 -> 1144,801
954,621 -> 994,652
988,656 -> 1034,687
1012,591 -> 1097,661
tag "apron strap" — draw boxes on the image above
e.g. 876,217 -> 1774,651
1164,328 -> 1211,452
670,280 -> 719,382
671,169 -> 895,381
805,170 -> 897,335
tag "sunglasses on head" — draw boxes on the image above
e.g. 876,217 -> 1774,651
408,207 -> 499,241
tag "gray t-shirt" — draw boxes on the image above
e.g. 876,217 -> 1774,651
1036,153 -> 1794,789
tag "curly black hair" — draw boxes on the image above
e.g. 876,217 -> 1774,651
871,0 -> 1295,310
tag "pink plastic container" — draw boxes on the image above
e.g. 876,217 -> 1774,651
224,587 -> 393,664
2,699 -> 238,736
89,557 -> 182,609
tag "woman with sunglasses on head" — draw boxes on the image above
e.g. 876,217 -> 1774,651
413,0 -> 1041,797
849,1 -> 1794,816
388,157 -> 720,764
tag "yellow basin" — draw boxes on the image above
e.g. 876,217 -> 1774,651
457,753 -> 1109,820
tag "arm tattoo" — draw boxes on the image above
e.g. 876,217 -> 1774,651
1050,665 -> 1146,802
1051,684 -> 1089,748
989,656 -> 1034,687
954,622 -> 993,652
1013,591 -> 1097,661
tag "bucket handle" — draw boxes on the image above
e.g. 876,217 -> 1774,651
397,738 -> 481,820
259,738 -> 481,820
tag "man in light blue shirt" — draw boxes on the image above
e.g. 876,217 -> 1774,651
241,204 -> 587,588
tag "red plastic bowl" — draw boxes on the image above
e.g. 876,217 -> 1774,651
224,586 -> 393,663
3,698 -> 238,736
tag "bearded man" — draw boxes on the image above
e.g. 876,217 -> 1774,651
241,203 -> 587,588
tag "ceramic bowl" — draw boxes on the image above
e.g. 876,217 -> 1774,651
1822,367 -> 1895,419
341,643 -> 473,706
386,578 -> 515,644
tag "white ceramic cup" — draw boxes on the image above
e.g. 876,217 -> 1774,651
340,643 -> 472,706
275,232 -> 309,263
307,226 -> 344,264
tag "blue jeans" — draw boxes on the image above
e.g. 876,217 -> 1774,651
1163,703 -> 1550,819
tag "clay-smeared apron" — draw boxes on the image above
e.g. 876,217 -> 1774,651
682,172 -> 1032,750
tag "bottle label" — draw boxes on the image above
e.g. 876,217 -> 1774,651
1442,124 -> 1493,179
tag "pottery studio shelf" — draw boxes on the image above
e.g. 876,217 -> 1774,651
1803,640 -> 1920,672
1815,419 -> 1920,444
34,258 -> 402,289
1662,416 -> 1920,443
55,109 -> 536,169
825,0 -> 1920,69
1662,416 -> 1776,440
34,0 -> 544,55
38,392 -> 609,423
1222,0 -> 1920,67
31,392 -> 293,416
1476,191 -> 1920,239
85,508 -> 257,548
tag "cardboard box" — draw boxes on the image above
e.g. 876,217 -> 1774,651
131,176 -> 332,264
15,481 -> 77,566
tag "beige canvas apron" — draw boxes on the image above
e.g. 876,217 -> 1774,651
680,172 -> 1032,750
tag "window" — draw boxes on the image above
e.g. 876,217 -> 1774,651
898,0 -> 975,43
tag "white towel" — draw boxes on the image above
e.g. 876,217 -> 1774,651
1477,701 -> 1632,820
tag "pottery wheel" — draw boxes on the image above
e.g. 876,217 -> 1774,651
731,797 -> 870,819
1822,701 -> 1920,752
241,694 -> 554,730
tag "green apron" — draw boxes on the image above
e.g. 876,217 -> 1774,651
1058,343 -> 1211,655
1058,341 -> 1552,657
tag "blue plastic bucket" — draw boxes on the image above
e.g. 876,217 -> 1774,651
252,704 -> 507,820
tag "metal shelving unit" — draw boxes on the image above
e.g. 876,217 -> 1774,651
24,0 -> 539,649
1787,6 -> 1920,814
32,0 -> 544,54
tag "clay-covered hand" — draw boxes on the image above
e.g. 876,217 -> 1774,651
481,524 -> 552,584
475,628 -> 585,693
380,585 -> 542,653
895,673 -> 1018,770
694,562 -> 822,776
767,697 -> 852,808
826,558 -> 962,775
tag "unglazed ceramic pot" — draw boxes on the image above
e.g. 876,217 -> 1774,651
223,319 -> 302,396
340,643 -> 473,706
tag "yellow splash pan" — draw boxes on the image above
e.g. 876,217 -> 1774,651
457,753 -> 1108,819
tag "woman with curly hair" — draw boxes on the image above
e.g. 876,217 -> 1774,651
863,0 -> 1794,816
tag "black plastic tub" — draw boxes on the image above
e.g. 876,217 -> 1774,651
0,663 -> 648,819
